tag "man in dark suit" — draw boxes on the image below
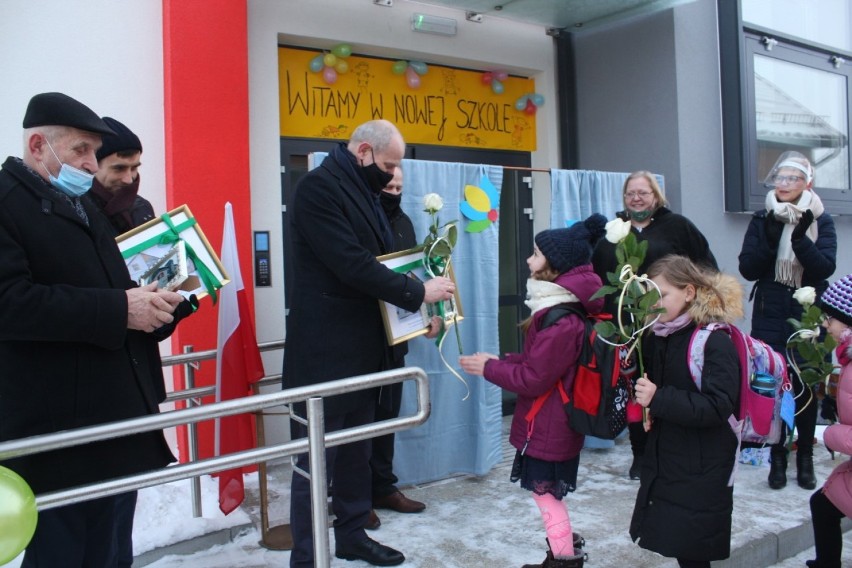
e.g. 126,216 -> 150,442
283,120 -> 454,567
0,92 -> 183,566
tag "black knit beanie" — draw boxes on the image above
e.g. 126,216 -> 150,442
96,117 -> 143,161
535,213 -> 607,274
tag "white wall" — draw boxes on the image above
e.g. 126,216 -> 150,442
247,0 -> 561,372
0,0 -> 166,215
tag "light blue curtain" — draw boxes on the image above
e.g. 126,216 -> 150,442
395,159 -> 503,484
309,154 -> 504,484
549,169 -> 627,228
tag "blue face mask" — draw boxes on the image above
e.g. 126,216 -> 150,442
42,140 -> 94,197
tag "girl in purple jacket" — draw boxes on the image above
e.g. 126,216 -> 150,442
460,214 -> 606,568
808,273 -> 852,568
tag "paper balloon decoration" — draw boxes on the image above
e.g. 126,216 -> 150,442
307,44 -> 352,85
393,60 -> 429,89
514,92 -> 545,115
480,70 -> 508,95
460,175 -> 500,233
0,466 -> 38,565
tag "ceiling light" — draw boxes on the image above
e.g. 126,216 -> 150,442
411,13 -> 457,36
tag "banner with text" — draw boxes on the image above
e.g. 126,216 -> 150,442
278,47 -> 537,151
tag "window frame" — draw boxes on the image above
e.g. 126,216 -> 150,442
719,0 -> 852,214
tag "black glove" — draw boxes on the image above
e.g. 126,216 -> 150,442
763,212 -> 784,249
150,294 -> 199,340
821,394 -> 838,423
791,209 -> 814,241
173,294 -> 200,324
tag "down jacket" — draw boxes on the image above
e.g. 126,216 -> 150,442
629,273 -> 742,561
483,265 -> 604,463
738,209 -> 836,354
822,340 -> 852,517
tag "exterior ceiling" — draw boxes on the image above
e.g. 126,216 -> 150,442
407,0 -> 697,31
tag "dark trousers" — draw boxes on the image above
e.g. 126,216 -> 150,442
677,560 -> 710,568
289,401 -> 375,568
810,489 -> 845,568
772,372 -> 818,458
114,491 -> 138,568
629,421 -> 647,457
371,383 -> 402,499
22,495 -> 119,567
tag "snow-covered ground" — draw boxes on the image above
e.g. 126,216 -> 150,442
5,426 -> 852,567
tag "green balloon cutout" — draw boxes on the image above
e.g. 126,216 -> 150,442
0,466 -> 37,564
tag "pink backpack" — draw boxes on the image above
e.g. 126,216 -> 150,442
688,323 -> 791,445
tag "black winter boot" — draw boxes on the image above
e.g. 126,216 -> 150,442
768,448 -> 787,489
522,540 -> 585,568
797,451 -> 817,490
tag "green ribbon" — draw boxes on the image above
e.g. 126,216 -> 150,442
121,213 -> 221,304
390,255 -> 448,342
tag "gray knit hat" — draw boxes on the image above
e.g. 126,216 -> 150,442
535,213 -> 607,274
821,273 -> 852,328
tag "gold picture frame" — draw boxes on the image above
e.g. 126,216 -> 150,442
377,247 -> 463,346
116,204 -> 230,300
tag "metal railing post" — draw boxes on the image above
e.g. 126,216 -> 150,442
307,397 -> 330,567
182,344 -> 203,518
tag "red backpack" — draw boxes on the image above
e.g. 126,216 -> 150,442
525,304 -> 635,442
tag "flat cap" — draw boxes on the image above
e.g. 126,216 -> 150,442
97,117 -> 143,161
22,92 -> 114,136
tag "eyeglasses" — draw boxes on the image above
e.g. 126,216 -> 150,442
771,174 -> 804,185
624,191 -> 653,199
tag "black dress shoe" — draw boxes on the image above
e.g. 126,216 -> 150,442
335,537 -> 404,566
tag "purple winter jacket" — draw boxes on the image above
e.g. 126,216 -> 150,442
484,264 -> 604,462
822,340 -> 852,517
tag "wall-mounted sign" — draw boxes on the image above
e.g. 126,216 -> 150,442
278,47 -> 537,151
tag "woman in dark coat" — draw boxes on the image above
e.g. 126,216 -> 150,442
630,256 -> 741,568
738,151 -> 836,490
592,171 -> 717,479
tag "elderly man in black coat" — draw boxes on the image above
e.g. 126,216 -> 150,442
283,119 -> 454,567
0,93 -> 183,567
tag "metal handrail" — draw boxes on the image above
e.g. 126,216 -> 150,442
158,339 -> 286,515
0,366 -> 429,568
0,366 -> 428,503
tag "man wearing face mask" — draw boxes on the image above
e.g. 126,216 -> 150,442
283,120 -> 455,567
0,92 -> 182,567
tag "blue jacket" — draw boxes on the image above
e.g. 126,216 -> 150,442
738,209 -> 836,353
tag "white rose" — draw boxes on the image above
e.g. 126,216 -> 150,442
423,193 -> 444,213
799,327 -> 820,340
605,218 -> 631,244
793,286 -> 816,307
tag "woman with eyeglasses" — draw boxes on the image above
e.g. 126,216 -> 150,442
592,170 -> 718,479
738,150 -> 837,491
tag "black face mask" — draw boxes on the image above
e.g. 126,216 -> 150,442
360,148 -> 395,193
379,191 -> 401,216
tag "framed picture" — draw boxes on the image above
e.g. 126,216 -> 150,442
116,204 -> 229,300
377,247 -> 464,346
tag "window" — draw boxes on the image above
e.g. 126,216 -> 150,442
720,0 -> 852,213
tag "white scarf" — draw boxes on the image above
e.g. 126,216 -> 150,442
524,278 -> 580,315
765,189 -> 824,288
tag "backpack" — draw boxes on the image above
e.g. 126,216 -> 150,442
687,322 -> 791,445
527,304 -> 635,441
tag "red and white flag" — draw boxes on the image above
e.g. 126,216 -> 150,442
215,202 -> 265,515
